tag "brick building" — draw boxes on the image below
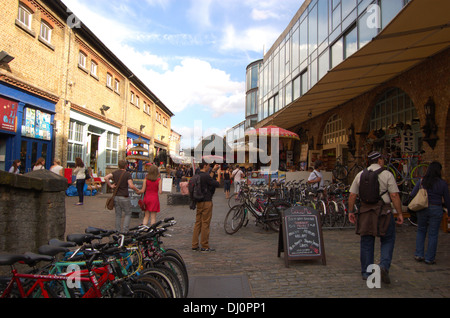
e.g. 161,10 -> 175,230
252,0 -> 450,182
0,0 -> 174,175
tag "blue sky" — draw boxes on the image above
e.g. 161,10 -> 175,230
62,0 -> 302,150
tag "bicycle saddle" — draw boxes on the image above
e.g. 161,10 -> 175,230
66,233 -> 101,246
0,254 -> 29,266
38,244 -> 70,257
23,252 -> 53,267
48,238 -> 76,248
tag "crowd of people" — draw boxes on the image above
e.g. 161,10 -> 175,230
5,155 -> 450,281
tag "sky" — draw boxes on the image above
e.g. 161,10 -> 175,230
61,0 -> 303,150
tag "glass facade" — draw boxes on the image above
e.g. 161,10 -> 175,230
258,0 -> 411,124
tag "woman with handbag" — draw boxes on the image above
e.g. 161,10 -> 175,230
137,164 -> 162,226
409,161 -> 450,264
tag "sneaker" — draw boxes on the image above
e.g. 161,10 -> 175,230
380,267 -> 391,284
200,248 -> 215,252
192,247 -> 200,251
75,202 -> 83,206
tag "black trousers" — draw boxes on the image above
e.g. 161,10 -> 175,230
76,179 -> 86,203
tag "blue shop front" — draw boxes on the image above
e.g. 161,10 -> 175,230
0,81 -> 55,173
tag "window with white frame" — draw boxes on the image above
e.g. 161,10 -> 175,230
135,95 -> 139,107
18,4 -> 32,29
78,51 -> 87,69
67,120 -> 84,162
40,21 -> 52,43
114,79 -> 120,93
90,61 -> 98,77
322,114 -> 347,145
130,91 -> 135,104
106,132 -> 119,165
106,73 -> 112,88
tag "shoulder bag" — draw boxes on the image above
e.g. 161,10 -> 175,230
408,183 -> 428,212
105,171 -> 126,210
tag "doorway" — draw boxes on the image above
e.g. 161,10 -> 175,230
20,138 -> 51,173
89,134 -> 100,173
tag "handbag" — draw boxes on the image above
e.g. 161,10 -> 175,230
408,184 -> 428,212
138,199 -> 146,211
105,171 -> 126,210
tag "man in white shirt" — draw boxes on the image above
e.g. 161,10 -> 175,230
231,165 -> 245,194
307,160 -> 324,190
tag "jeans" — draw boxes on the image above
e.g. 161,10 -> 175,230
360,213 -> 396,277
415,205 -> 444,262
114,196 -> 132,232
76,179 -> 85,203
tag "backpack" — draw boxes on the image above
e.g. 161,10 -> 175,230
188,174 -> 206,202
359,168 -> 387,205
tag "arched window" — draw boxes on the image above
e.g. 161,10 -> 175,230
369,87 -> 421,153
322,114 -> 346,145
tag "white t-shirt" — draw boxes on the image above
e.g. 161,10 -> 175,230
232,168 -> 244,182
308,169 -> 324,189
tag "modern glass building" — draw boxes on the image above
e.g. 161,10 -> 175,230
258,0 -> 411,124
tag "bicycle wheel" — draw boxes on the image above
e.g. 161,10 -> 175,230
411,164 -> 429,186
322,201 -> 334,228
224,205 -> 245,234
228,192 -> 244,208
140,267 -> 182,298
334,202 -> 348,228
333,165 -> 348,181
265,201 -> 290,232
134,275 -> 169,298
154,256 -> 189,298
128,283 -> 160,298
316,200 -> 327,227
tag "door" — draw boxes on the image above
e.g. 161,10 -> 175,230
20,138 -> 51,173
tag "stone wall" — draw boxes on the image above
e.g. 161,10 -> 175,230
0,169 -> 67,255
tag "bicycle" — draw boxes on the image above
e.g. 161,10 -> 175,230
332,155 -> 365,183
385,152 -> 429,189
224,186 -> 291,234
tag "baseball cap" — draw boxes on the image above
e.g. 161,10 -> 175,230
368,151 -> 382,161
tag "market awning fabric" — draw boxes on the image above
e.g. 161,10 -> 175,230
245,125 -> 300,140
258,0 -> 450,130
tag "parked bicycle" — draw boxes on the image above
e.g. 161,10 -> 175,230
224,184 -> 291,234
332,155 -> 365,182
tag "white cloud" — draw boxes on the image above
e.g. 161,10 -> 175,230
220,24 -> 280,53
140,58 -> 245,117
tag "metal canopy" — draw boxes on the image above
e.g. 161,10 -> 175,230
259,0 -> 450,130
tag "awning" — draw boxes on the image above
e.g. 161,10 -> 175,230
258,0 -> 450,129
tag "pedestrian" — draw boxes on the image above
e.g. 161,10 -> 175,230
347,151 -> 403,284
307,160 -> 324,190
192,162 -> 220,252
50,158 -> 64,176
137,164 -> 162,226
223,167 -> 231,199
231,165 -> 245,194
180,177 -> 189,196
410,161 -> 450,265
8,159 -> 21,174
73,157 -> 87,205
104,160 -> 140,232
175,166 -> 184,192
33,157 -> 45,170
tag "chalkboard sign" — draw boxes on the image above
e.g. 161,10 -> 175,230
278,205 -> 326,267
129,179 -> 144,218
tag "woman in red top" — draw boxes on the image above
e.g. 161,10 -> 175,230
137,164 -> 162,226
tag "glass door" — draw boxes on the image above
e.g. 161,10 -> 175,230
20,138 -> 51,173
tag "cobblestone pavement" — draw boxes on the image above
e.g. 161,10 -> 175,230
65,191 -> 450,298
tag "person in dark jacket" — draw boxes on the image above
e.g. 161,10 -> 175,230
192,162 -> 220,252
410,161 -> 450,264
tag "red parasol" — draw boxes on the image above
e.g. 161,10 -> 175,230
245,125 -> 300,140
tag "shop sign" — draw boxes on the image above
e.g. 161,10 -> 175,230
0,97 -> 18,132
